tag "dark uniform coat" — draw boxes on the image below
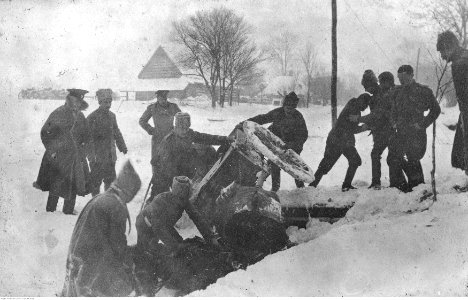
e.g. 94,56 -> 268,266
136,191 -> 214,250
389,81 -> 440,161
62,188 -> 133,297
360,87 -> 393,134
359,87 -> 395,185
450,48 -> 468,170
151,129 -> 228,195
387,81 -> 440,187
35,105 -> 90,198
139,101 -> 181,162
313,95 -> 370,187
328,94 -> 369,147
87,108 -> 127,191
248,107 -> 308,153
248,107 -> 308,190
390,82 -> 440,133
87,107 -> 127,164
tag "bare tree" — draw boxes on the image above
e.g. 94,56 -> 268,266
173,8 -> 261,108
219,18 -> 264,107
410,0 -> 467,107
265,30 -> 298,76
429,0 -> 468,47
300,42 -> 319,107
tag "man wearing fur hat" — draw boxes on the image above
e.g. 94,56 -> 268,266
87,89 -> 128,196
437,31 -> 468,191
135,176 -> 217,295
149,112 -> 232,198
244,91 -> 308,192
386,65 -> 440,192
62,160 -> 141,297
310,72 -> 373,191
33,88 -> 91,214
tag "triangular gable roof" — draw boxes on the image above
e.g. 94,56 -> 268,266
138,46 -> 183,79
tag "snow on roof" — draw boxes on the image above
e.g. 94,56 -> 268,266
137,46 -> 183,79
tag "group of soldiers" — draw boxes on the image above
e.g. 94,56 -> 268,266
309,65 -> 441,193
33,86 -> 236,295
31,30 -> 468,296
308,30 -> 468,193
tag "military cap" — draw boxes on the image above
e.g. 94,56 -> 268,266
67,89 -> 88,99
397,65 -> 414,74
67,88 -> 89,109
437,31 -> 459,51
156,90 -> 169,97
283,91 -> 300,107
96,88 -> 113,101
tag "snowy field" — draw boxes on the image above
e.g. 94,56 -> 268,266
1,97 -> 468,296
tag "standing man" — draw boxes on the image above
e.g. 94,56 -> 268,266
351,72 -> 396,189
139,90 -> 181,194
244,92 -> 308,192
62,160 -> 141,297
387,65 -> 441,192
310,70 -> 375,191
150,112 -> 232,197
437,31 -> 468,191
33,89 -> 90,214
87,89 -> 128,196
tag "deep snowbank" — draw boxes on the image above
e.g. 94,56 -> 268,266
192,185 -> 468,296
1,98 -> 467,296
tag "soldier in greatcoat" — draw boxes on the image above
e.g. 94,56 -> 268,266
33,88 -> 90,214
387,65 -> 441,192
87,89 -> 128,196
150,112 -> 232,197
61,160 -> 141,297
139,90 -> 181,196
437,31 -> 468,191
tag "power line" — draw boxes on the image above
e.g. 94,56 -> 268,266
343,0 -> 394,65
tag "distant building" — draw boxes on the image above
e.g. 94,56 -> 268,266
122,46 -> 201,101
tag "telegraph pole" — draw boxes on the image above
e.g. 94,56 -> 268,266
331,0 -> 338,125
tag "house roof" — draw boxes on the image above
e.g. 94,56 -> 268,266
138,46 -> 183,79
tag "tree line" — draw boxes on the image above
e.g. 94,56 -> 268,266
172,7 -> 344,108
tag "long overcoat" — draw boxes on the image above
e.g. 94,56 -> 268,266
35,105 -> 90,197
61,189 -> 133,297
450,48 -> 468,170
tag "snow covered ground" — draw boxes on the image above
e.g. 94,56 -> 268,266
1,96 -> 468,296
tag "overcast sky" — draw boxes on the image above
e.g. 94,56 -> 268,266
0,0 -> 441,94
